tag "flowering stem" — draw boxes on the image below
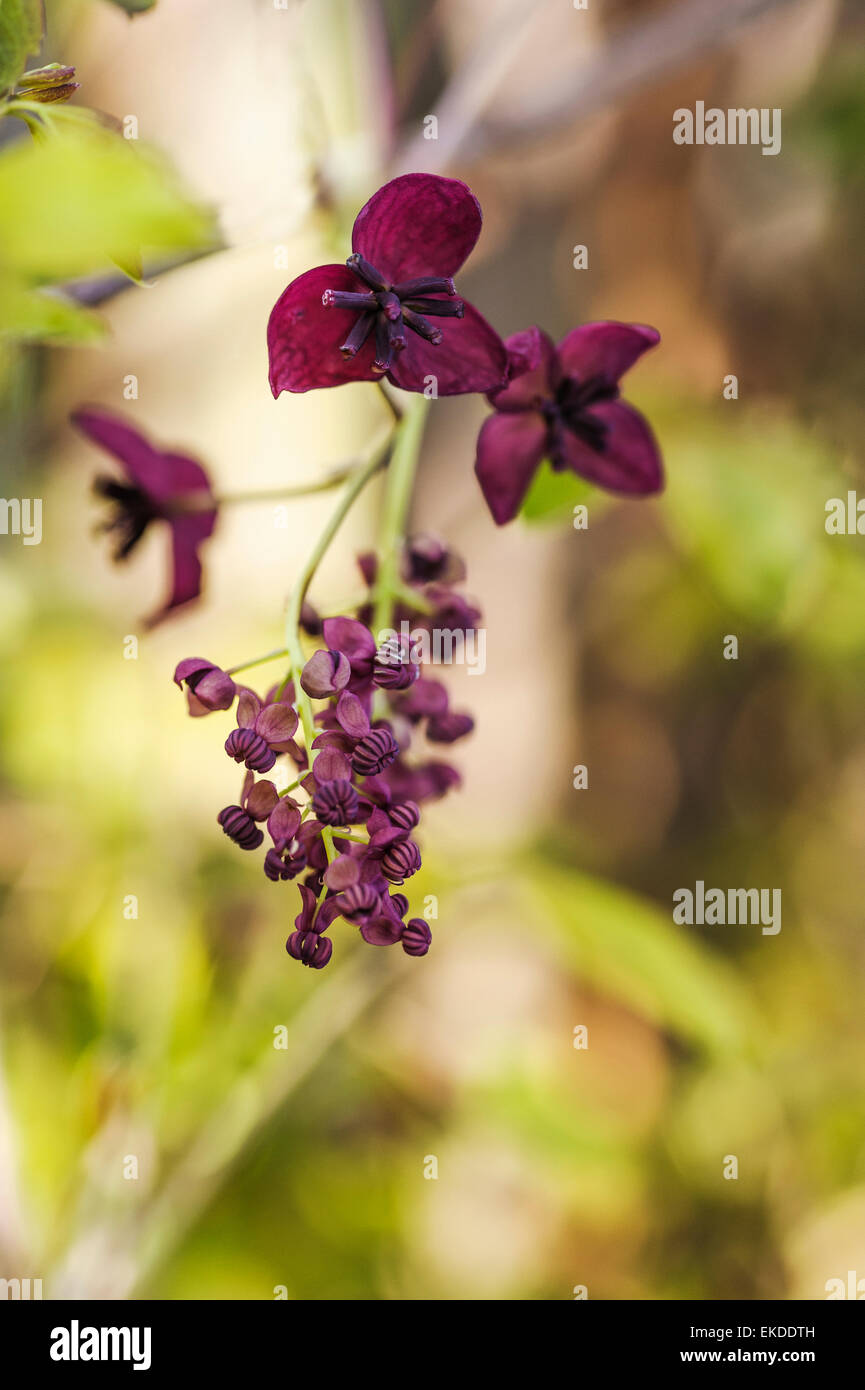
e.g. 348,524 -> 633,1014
372,397 -> 430,643
284,430 -> 394,862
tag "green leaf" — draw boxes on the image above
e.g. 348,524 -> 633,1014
0,124 -> 216,280
0,0 -> 43,93
0,278 -> 105,343
521,458 -> 599,524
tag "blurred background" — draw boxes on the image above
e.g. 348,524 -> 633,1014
1,0 -> 865,1300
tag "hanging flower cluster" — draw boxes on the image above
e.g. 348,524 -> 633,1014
174,535 -> 477,969
77,170 -> 664,976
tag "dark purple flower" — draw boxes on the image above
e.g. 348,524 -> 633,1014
174,658 -> 237,715
401,919 -> 432,957
286,883 -> 334,968
217,805 -> 263,851
312,778 -> 359,826
352,726 -> 400,777
72,407 -> 218,625
300,648 -> 351,699
373,636 -> 420,691
402,533 -> 466,586
339,883 -> 381,926
475,323 -> 663,524
389,801 -> 420,833
427,710 -> 475,743
268,174 -> 507,397
287,930 -> 333,969
225,690 -> 300,774
381,838 -> 422,884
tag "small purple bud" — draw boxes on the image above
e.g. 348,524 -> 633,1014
373,637 -> 420,690
174,657 -> 236,713
388,892 -> 409,920
401,919 -> 432,957
389,801 -> 420,833
286,930 -> 333,969
311,778 -> 359,827
340,883 -> 381,925
263,847 -> 292,881
225,727 -> 276,773
351,727 -> 399,777
381,838 -> 422,884
218,805 -> 264,851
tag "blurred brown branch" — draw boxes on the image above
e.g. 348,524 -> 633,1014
394,0 -> 803,172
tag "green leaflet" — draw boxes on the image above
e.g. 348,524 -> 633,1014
0,0 -> 43,94
0,123 -> 216,280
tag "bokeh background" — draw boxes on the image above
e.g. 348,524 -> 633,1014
1,0 -> 865,1300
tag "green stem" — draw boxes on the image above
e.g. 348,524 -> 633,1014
372,397 -> 430,642
226,647 -> 288,676
284,430 -> 394,861
215,462 -> 368,506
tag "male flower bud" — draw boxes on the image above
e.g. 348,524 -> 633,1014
217,806 -> 263,851
381,838 -> 422,884
351,726 -> 400,776
174,657 -> 237,714
373,636 -> 419,691
401,919 -> 432,957
17,64 -> 79,103
312,778 -> 359,827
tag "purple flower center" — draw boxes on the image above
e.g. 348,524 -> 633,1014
542,374 -> 620,460
322,254 -> 466,375
94,478 -> 159,559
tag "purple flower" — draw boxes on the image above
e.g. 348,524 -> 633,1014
402,533 -> 465,586
217,772 -> 280,852
401,919 -> 432,957
268,174 -> 507,397
373,636 -> 420,691
352,726 -> 400,777
381,838 -> 422,885
286,884 -> 334,969
312,778 -> 360,827
475,323 -> 663,525
225,690 -> 300,774
217,804 -> 263,851
174,658 -> 237,715
72,407 -> 218,625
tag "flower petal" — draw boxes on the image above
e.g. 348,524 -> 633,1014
267,265 -> 380,396
554,322 -> 660,389
324,856 -> 360,892
269,798 -> 302,852
149,508 -> 216,625
322,617 -> 376,668
359,914 -> 404,946
388,300 -> 507,397
488,327 -> 555,411
351,174 -> 482,283
313,746 -> 353,783
555,401 -> 663,494
236,691 -> 261,729
73,408 -> 212,507
335,690 -> 371,739
474,410 -> 546,525
255,701 -> 299,748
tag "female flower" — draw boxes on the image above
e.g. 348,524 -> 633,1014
475,322 -> 663,524
267,173 -> 507,397
72,407 -> 218,625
